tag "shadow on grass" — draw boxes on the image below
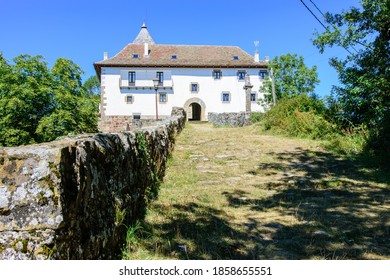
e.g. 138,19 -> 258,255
139,149 -> 389,259
141,202 -> 270,259
232,149 -> 389,259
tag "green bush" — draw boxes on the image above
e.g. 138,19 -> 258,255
260,95 -> 334,139
325,129 -> 366,155
365,114 -> 390,166
250,112 -> 264,123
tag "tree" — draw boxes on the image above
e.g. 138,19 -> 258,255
83,75 -> 100,95
0,54 -> 53,146
0,54 -> 99,146
312,0 -> 389,127
36,58 -> 99,142
312,0 -> 389,158
261,53 -> 320,103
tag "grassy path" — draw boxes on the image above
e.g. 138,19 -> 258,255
124,122 -> 389,260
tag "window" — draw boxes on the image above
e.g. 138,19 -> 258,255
233,56 -> 239,60
213,70 -> 222,80
251,93 -> 257,102
259,69 -> 268,80
133,113 -> 141,120
171,55 -> 177,59
125,95 -> 134,104
237,70 -> 246,81
128,71 -> 136,85
132,54 -> 139,59
159,93 -> 167,103
190,83 -> 199,93
156,72 -> 164,85
222,92 -> 231,103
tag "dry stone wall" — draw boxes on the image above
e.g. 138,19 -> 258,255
208,112 -> 250,127
0,107 -> 186,259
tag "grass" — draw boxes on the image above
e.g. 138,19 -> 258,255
122,122 -> 390,260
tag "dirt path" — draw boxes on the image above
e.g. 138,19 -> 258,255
127,122 -> 389,260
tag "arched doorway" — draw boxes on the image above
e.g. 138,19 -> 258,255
189,103 -> 201,121
183,98 -> 206,121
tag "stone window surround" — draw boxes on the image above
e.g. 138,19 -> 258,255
159,92 -> 168,103
251,92 -> 257,102
125,94 -> 134,104
221,92 -> 231,103
190,82 -> 199,93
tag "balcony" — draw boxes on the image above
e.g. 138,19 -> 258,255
119,78 -> 173,90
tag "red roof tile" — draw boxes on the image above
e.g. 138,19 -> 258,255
94,44 -> 267,75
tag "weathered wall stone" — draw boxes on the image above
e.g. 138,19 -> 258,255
208,112 -> 250,127
100,115 -> 171,132
0,107 -> 186,259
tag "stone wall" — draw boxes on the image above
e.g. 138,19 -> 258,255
0,107 -> 186,260
99,115 -> 132,132
99,115 -> 173,133
208,112 -> 250,127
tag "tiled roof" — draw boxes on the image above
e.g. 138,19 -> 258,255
94,24 -> 267,75
94,44 -> 267,75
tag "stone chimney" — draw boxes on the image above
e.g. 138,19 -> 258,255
103,52 -> 108,60
144,43 -> 149,57
254,50 -> 260,63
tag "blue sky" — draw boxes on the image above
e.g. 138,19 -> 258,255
1,0 -> 360,97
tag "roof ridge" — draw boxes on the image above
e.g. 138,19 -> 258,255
128,43 -> 242,48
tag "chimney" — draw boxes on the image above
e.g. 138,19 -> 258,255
254,50 -> 260,63
265,56 -> 270,63
103,52 -> 108,60
144,43 -> 149,57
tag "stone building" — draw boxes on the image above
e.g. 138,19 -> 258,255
94,23 -> 269,131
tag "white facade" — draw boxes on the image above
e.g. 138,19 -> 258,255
95,24 -> 268,130
101,66 -> 266,120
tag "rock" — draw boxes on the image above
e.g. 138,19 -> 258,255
0,187 -> 10,210
312,230 -> 328,237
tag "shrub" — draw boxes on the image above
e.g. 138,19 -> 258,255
325,128 -> 366,155
250,112 -> 264,123
260,95 -> 334,139
365,114 -> 390,166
